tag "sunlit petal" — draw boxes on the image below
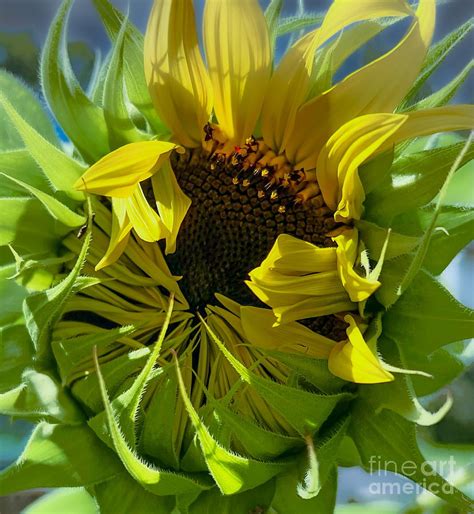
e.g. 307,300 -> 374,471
125,185 -> 167,242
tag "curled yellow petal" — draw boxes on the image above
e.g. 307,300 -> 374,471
125,185 -> 167,242
204,0 -> 271,145
74,141 -> 179,198
286,0 -> 435,169
334,228 -> 381,303
328,315 -> 394,384
152,161 -> 191,254
144,0 -> 212,147
96,198 -> 132,271
241,306 -> 335,359
263,0 -> 413,155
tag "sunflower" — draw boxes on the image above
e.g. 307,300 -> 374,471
0,0 -> 473,512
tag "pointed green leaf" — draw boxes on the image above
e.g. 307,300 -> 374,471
1,173 -> 85,227
0,93 -> 86,199
350,401 -> 473,511
203,317 -> 353,436
0,422 -> 123,493
174,356 -> 288,495
399,19 -> 473,109
93,348 -> 212,496
41,0 -> 110,162
0,69 -> 59,151
91,0 -> 168,135
265,0 -> 283,54
276,14 -> 324,37
103,16 -> 147,147
383,269 -> 473,355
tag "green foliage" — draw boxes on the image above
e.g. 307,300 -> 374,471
23,488 -> 98,514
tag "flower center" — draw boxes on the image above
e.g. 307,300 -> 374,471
161,137 -> 341,312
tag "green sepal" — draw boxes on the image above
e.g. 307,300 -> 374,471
103,16 -> 148,147
271,464 -> 338,514
350,401 -> 474,511
189,481 -> 276,514
365,142 -> 474,225
0,422 -> 124,493
0,150 -> 51,197
0,368 -> 83,423
22,488 -> 98,514
203,318 -> 353,436
52,324 -> 138,386
1,173 -> 85,228
174,356 -> 288,496
265,0 -> 283,55
41,0 -> 110,162
0,324 -> 34,391
383,269 -> 473,355
0,69 -> 59,151
23,211 -> 92,362
0,92 -> 85,200
91,0 -> 168,136
359,148 -> 395,196
276,14 -> 324,37
93,348 -> 213,496
398,19 -> 473,109
93,472 -> 176,514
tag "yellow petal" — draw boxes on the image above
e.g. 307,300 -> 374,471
75,141 -> 179,198
125,185 -> 167,242
241,306 -> 335,359
144,0 -> 212,147
286,0 -> 435,169
334,228 -> 381,302
261,234 -> 337,275
151,161 -> 191,254
203,0 -> 271,144
328,315 -> 394,383
95,198 -> 132,270
262,0 -> 413,154
317,106 -> 474,222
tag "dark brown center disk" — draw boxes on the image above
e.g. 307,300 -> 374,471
163,148 -> 339,314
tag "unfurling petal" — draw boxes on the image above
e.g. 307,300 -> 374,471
263,0 -> 413,155
74,141 -> 179,198
241,306 -> 335,359
144,0 -> 212,147
125,185 -> 167,242
317,106 -> 474,222
152,161 -> 191,254
204,0 -> 271,145
96,198 -> 132,270
334,228 -> 381,302
286,0 -> 435,169
328,315 -> 394,384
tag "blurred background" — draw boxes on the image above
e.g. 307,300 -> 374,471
0,0 -> 473,513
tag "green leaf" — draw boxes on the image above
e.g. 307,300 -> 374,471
0,368 -> 83,423
203,316 -> 353,436
0,69 -> 59,151
276,14 -> 324,37
0,150 -> 51,197
0,93 -> 86,199
350,401 -> 473,511
408,60 -> 474,112
93,348 -> 212,496
1,173 -> 85,228
365,142 -> 474,225
382,270 -> 474,356
93,472 -> 176,514
399,19 -> 473,109
189,481 -> 276,514
91,0 -> 168,135
265,0 -> 283,54
103,16 -> 147,147
41,0 -> 110,162
23,488 -> 98,514
174,356 -> 288,495
0,422 -> 123,493
359,148 -> 395,196
23,212 -> 92,361
0,324 -> 34,392
271,464 -> 338,514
